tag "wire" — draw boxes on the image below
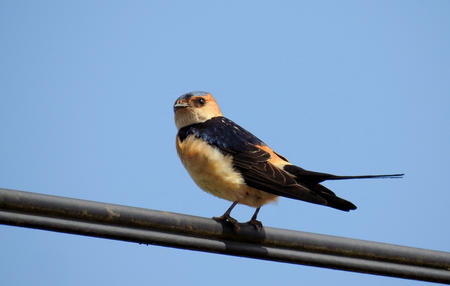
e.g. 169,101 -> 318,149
1,188 -> 449,284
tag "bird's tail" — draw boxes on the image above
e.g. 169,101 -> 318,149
326,174 -> 404,180
282,165 -> 403,212
283,165 -> 404,184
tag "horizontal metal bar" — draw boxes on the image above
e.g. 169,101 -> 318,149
1,188 -> 449,284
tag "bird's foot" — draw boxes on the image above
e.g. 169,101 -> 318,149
246,218 -> 263,231
213,214 -> 240,231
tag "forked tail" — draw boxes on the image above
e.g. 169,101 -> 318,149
326,174 -> 404,180
283,165 -> 404,184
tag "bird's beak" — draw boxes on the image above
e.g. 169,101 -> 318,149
174,101 -> 190,111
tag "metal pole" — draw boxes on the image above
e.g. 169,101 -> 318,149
1,188 -> 449,284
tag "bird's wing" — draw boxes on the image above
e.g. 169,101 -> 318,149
231,145 -> 328,205
177,116 -> 328,205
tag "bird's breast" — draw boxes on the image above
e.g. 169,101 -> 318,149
176,135 -> 277,207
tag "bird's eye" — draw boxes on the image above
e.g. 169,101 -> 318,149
198,98 -> 206,106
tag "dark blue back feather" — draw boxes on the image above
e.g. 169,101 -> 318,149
178,116 -> 264,154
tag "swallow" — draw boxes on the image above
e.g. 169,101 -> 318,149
174,91 -> 403,230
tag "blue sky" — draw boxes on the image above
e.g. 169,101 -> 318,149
1,1 -> 449,285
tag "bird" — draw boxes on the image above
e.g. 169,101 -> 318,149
174,91 -> 403,230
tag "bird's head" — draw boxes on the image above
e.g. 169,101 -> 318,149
174,91 -> 223,129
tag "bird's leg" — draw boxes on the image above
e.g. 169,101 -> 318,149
246,207 -> 263,231
213,201 -> 240,230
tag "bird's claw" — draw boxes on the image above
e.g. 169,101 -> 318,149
213,214 -> 241,231
247,219 -> 263,231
